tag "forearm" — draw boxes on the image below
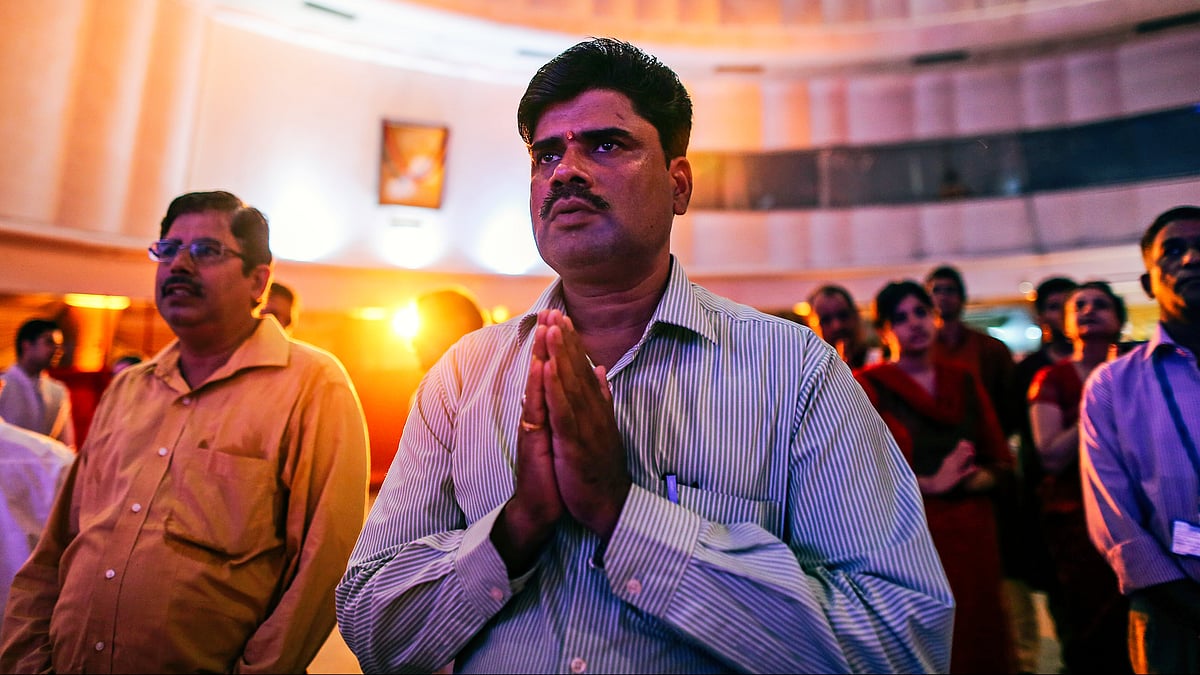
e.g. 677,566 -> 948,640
336,506 -> 519,673
604,486 -> 952,674
1037,424 -> 1080,475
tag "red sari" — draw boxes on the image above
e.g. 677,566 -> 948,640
857,359 -> 1016,674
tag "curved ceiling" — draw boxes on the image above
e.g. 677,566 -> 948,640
213,0 -> 1200,80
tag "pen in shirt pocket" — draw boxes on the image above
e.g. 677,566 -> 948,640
664,473 -> 679,504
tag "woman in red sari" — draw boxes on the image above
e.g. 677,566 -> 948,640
856,280 -> 1016,674
1028,281 -> 1132,674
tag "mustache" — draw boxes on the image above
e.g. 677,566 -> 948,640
160,274 -> 202,296
539,183 -> 610,221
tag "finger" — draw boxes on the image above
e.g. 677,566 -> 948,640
521,324 -> 549,434
594,365 -> 611,404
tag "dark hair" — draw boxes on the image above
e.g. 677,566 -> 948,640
114,354 -> 143,369
924,265 -> 966,300
1072,280 -> 1128,327
873,280 -> 933,329
1033,276 -> 1078,313
268,281 -> 295,304
15,318 -> 59,358
1141,205 -> 1200,261
517,37 -> 693,164
159,190 -> 272,273
416,288 -> 487,332
806,284 -> 856,309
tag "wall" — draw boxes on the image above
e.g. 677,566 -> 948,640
1,1 -> 1198,313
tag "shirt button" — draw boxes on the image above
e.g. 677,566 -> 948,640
94,641 -> 105,652
181,397 -> 192,406
158,447 -> 169,457
569,657 -> 586,673
625,578 -> 642,595
130,503 -> 142,513
104,569 -> 115,579
489,587 -> 504,602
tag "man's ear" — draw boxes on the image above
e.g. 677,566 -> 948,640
1140,272 -> 1154,300
669,156 -> 693,216
251,266 -> 273,306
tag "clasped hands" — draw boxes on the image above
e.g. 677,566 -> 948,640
492,309 -> 632,575
919,439 -> 994,496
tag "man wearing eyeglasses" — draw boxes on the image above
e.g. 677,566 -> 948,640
0,191 -> 370,674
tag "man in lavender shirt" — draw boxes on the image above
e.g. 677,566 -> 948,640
1080,204 -> 1200,674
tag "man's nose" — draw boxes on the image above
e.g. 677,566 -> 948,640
551,145 -> 592,186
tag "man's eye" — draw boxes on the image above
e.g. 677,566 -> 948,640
595,142 -> 618,153
1162,241 -> 1187,258
193,242 -> 222,259
537,152 -> 560,165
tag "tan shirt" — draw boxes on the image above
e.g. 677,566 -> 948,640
0,320 -> 369,673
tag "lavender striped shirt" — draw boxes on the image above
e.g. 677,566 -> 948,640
336,258 -> 953,674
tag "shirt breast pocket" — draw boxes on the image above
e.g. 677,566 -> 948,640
675,483 -> 783,538
163,448 -> 282,561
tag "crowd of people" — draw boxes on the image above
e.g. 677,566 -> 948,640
0,36 -> 1197,675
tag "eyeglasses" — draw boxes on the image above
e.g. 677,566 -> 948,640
148,238 -> 246,265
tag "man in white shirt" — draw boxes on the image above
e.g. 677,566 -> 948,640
0,319 -> 75,448
0,379 -> 74,619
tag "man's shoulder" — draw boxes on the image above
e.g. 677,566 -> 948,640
0,421 -> 74,465
283,339 -> 353,376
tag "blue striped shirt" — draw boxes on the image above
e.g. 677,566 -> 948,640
336,259 -> 953,674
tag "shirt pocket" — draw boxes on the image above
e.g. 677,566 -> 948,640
163,447 -> 281,561
675,483 -> 783,538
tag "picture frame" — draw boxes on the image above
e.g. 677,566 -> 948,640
379,121 -> 448,208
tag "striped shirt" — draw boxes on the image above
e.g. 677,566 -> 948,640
336,258 -> 953,674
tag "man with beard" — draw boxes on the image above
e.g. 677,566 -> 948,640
337,38 -> 952,674
1081,205 -> 1200,673
0,190 -> 370,673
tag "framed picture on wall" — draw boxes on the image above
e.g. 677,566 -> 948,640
379,121 -> 448,208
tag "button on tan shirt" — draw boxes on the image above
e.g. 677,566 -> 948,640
0,320 -> 370,674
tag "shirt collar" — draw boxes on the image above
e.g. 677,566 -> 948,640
151,319 -> 291,391
517,255 -> 719,346
1146,322 -> 1197,362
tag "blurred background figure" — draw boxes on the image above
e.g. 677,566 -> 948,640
0,319 -> 75,448
856,280 -> 1016,675
1029,280 -> 1132,675
804,284 -> 881,369
410,287 -> 488,373
0,379 -> 74,622
259,280 -> 298,332
1012,275 -> 1078,643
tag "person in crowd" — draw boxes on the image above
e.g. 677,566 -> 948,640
259,280 -> 298,332
336,38 -> 953,674
856,280 -> 1016,674
1028,281 -> 1132,674
109,354 -> 143,378
925,264 -> 1018,433
411,287 -> 488,373
805,283 -> 880,369
1011,276 -> 1078,661
0,379 -> 74,622
0,319 -> 75,447
924,263 -> 1036,669
1081,205 -> 1200,674
0,190 -> 371,673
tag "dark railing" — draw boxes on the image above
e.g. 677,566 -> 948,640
690,102 -> 1200,210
